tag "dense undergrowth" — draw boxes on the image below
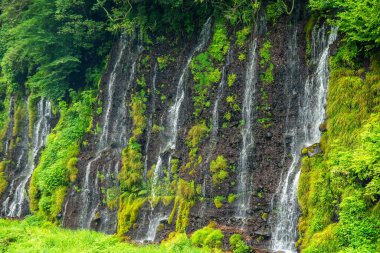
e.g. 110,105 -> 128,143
296,1 -> 380,252
0,216 -> 210,253
298,55 -> 380,253
30,91 -> 96,221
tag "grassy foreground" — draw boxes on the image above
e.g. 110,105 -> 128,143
0,216 -> 210,253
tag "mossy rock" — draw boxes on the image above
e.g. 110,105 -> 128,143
302,143 -> 322,157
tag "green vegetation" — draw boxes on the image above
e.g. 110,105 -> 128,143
309,0 -> 379,53
0,161 -> 9,197
210,155 -> 229,186
190,20 -> 230,118
0,0 -> 109,100
298,54 -> 380,252
0,216 -> 210,253
229,234 -> 251,253
172,179 -> 196,232
228,193 -> 237,204
257,40 -> 274,128
157,56 -> 174,71
30,90 -> 96,221
227,73 -> 237,87
235,27 -> 251,48
191,225 -> 224,249
185,123 -> 209,171
266,1 -> 285,23
213,196 -> 225,209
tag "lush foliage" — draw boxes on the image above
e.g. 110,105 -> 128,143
30,90 -> 96,220
0,0 -> 109,100
298,55 -> 380,252
309,0 -> 379,53
229,234 -> 251,253
210,155 -> 229,186
0,216 -> 210,253
191,225 -> 224,249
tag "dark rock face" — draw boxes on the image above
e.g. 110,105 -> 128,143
60,3 -> 312,249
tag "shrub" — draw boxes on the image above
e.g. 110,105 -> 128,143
229,234 -> 251,253
210,155 -> 229,186
191,226 -> 224,249
228,194 -> 237,203
214,196 -> 225,209
228,73 -> 237,87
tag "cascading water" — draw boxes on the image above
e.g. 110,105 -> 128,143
74,36 -> 142,231
235,39 -> 258,221
270,25 -> 338,252
143,64 -> 158,179
2,98 -> 51,217
140,18 -> 212,242
199,48 -> 232,216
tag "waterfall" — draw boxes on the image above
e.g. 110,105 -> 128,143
2,98 -> 51,217
143,64 -> 158,179
235,39 -> 258,221
150,17 -> 212,198
199,48 -> 232,216
76,36 -> 141,231
99,39 -> 127,149
140,17 -> 212,242
270,25 -> 338,252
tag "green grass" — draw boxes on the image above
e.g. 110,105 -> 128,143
0,216 -> 210,253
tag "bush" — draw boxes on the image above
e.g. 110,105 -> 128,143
229,234 -> 251,253
214,196 -> 225,209
191,226 -> 224,249
210,155 -> 229,186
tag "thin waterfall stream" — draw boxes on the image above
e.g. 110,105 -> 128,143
235,39 -> 258,222
76,36 -> 142,231
140,17 -> 212,242
270,25 -> 338,252
199,48 -> 232,216
2,98 -> 51,217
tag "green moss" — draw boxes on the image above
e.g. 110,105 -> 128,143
208,21 -> 229,62
66,157 -> 78,183
157,55 -> 174,71
238,53 -> 246,61
119,138 -> 144,192
305,15 -> 317,57
106,187 -> 119,211
117,194 -> 146,236
12,102 -> 26,140
235,27 -> 251,48
228,193 -> 237,204
190,53 -> 221,118
228,73 -> 237,87
213,196 -> 225,209
191,226 -> 224,249
298,56 -> 380,251
229,234 -> 251,253
0,161 -> 9,197
130,76 -> 147,138
168,179 -> 196,232
27,96 -> 39,138
266,1 -> 284,23
30,90 -> 96,221
210,155 -> 229,186
186,123 -> 209,170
